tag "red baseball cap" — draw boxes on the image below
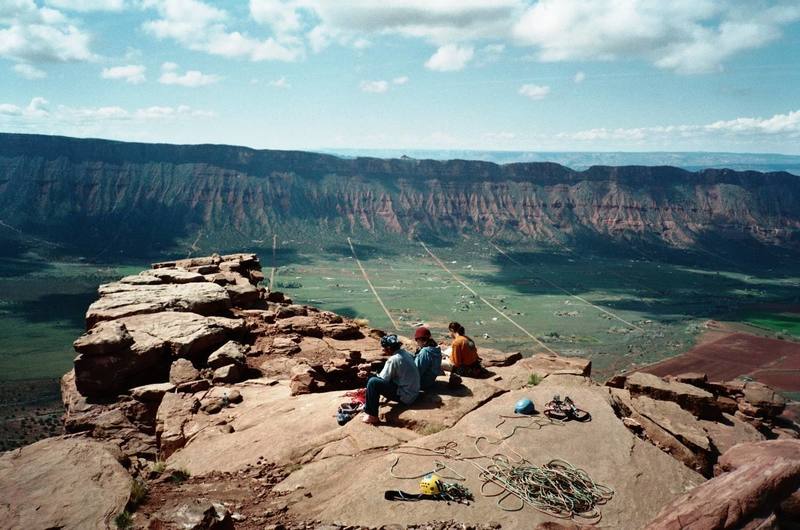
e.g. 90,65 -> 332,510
414,326 -> 431,340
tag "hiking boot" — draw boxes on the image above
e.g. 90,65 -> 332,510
361,413 -> 380,425
448,373 -> 462,387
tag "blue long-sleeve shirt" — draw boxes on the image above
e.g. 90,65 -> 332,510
378,348 -> 420,404
415,343 -> 442,390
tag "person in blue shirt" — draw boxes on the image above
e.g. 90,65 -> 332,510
413,326 -> 442,390
361,334 -> 420,425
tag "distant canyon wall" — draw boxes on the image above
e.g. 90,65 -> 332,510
0,133 -> 798,255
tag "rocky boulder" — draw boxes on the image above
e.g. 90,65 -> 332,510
646,440 -> 800,529
0,437 -> 131,530
624,372 -> 719,419
170,358 -> 201,385
207,341 -> 247,369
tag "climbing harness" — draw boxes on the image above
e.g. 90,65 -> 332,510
544,395 -> 591,422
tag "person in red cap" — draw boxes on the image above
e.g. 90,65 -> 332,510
413,326 -> 442,390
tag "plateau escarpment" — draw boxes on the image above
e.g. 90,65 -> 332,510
1,133 -> 799,257
2,253 -> 799,530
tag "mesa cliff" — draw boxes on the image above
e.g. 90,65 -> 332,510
1,253 -> 798,530
1,133 -> 798,256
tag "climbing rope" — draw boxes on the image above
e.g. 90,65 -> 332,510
474,456 -> 614,521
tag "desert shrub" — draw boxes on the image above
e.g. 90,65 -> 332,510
114,511 -> 133,529
528,373 -> 543,386
129,478 -> 148,508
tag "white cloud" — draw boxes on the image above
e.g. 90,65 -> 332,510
425,43 -> 474,71
45,0 -> 125,11
14,63 -> 46,79
249,0 -> 302,35
513,0 -> 800,74
268,76 -> 290,88
0,96 -> 213,123
142,0 -> 302,62
392,76 -> 408,85
360,80 -> 389,93
307,1 -> 524,45
101,64 -> 146,84
559,109 -> 800,144
0,1 -> 96,63
519,84 -> 550,100
574,71 -> 585,84
158,62 -> 220,87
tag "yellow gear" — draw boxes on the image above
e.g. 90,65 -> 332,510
419,473 -> 443,496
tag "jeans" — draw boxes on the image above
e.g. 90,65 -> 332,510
365,376 -> 399,416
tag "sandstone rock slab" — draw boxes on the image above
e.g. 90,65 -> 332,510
0,437 -> 131,530
86,281 -> 231,326
73,320 -> 133,355
625,372 -> 718,419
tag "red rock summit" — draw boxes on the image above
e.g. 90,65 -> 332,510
1,253 -> 798,530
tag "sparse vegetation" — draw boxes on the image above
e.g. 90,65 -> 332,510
528,373 -> 544,386
114,511 -> 133,529
417,422 -> 446,436
128,478 -> 148,508
168,468 -> 191,484
150,460 -> 166,475
353,318 -> 370,328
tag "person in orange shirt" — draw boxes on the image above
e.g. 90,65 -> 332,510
441,321 -> 484,377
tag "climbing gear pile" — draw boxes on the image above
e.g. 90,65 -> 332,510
544,395 -> 591,422
385,473 -> 474,505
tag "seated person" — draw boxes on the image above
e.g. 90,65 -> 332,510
413,326 -> 442,390
441,321 -> 484,377
361,334 -> 420,425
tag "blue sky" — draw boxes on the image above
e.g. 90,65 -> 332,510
1,0 -> 799,153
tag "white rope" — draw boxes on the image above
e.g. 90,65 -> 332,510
419,240 -> 558,355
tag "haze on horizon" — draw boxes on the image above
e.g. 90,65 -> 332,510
1,0 -> 799,155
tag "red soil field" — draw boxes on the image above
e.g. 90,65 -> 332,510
640,332 -> 800,392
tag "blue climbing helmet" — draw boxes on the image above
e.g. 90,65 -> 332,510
380,334 -> 401,351
515,398 -> 535,415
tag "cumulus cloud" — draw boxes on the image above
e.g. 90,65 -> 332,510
158,62 -> 220,87
306,1 -> 524,45
425,43 -> 474,71
574,71 -> 585,84
359,80 -> 389,93
519,84 -> 550,100
513,0 -> 800,74
268,76 -> 290,88
0,96 -> 213,123
249,0 -> 302,35
101,64 -> 146,84
142,0 -> 302,62
392,76 -> 408,85
45,0 -> 125,11
559,109 -> 800,145
0,1 -> 96,63
14,63 -> 46,79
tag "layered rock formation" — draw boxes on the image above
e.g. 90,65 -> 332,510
1,133 -> 799,255
2,253 -> 799,530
